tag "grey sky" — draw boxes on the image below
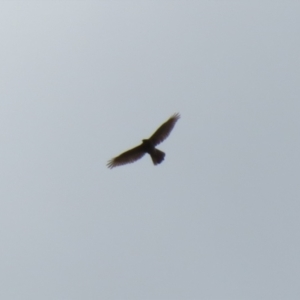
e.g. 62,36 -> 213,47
1,1 -> 300,299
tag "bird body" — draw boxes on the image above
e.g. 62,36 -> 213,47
107,113 -> 180,169
141,139 -> 166,165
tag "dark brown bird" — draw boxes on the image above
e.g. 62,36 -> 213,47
107,113 -> 180,168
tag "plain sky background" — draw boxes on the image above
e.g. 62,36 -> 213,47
1,1 -> 299,299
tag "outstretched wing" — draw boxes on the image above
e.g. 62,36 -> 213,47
148,113 -> 180,146
107,144 -> 146,169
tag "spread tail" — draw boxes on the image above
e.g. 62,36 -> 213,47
150,148 -> 165,165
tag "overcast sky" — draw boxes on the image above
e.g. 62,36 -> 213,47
1,1 -> 300,299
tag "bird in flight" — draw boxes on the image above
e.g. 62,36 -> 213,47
107,113 -> 180,169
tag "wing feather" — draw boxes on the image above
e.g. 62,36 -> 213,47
107,144 -> 145,169
148,113 -> 180,146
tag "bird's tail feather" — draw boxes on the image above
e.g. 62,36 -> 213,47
150,149 -> 165,165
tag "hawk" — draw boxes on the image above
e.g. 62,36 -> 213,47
107,113 -> 180,168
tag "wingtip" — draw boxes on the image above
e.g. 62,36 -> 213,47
107,160 -> 115,169
172,112 -> 181,120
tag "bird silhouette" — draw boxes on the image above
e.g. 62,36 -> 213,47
107,113 -> 180,168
